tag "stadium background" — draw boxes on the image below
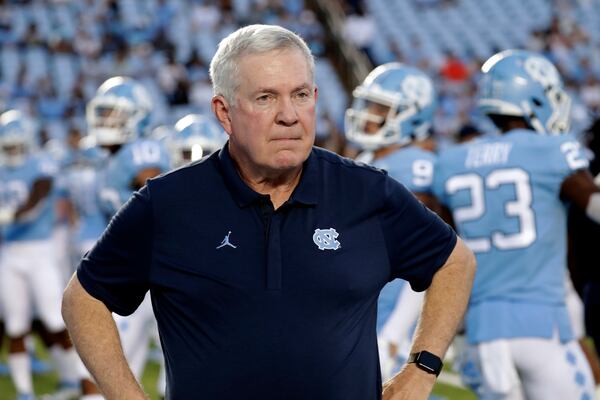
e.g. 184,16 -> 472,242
0,0 -> 599,399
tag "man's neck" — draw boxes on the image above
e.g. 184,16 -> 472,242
231,155 -> 304,210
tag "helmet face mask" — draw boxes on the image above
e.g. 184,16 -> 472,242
477,50 -> 571,135
1,142 -> 28,167
345,63 -> 435,151
86,77 -> 152,146
179,143 -> 204,163
169,114 -> 227,167
93,104 -> 134,129
543,85 -> 571,134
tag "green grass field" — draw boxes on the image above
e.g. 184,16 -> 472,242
0,372 -> 477,400
0,337 -> 477,400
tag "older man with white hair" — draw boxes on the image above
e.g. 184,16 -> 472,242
62,24 -> 475,400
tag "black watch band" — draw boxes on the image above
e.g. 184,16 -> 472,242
407,351 -> 443,376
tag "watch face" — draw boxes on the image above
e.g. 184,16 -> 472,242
414,351 -> 443,375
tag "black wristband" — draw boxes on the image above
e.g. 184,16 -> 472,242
407,350 -> 443,376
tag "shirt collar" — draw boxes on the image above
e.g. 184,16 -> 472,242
217,143 -> 318,208
287,148 -> 318,207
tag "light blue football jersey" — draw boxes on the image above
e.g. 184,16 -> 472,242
372,146 -> 436,194
373,145 -> 436,333
99,138 -> 171,218
63,148 -> 108,244
0,153 -> 58,242
433,129 -> 589,344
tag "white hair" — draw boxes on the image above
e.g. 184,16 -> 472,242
209,24 -> 315,104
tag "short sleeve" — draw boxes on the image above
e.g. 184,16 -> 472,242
551,133 -> 589,179
379,176 -> 457,291
77,185 -> 154,315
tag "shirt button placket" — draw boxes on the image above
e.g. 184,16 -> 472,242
266,213 -> 282,290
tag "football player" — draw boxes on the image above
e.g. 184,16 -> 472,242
168,113 -> 227,168
61,128 -> 108,280
433,50 -> 599,399
345,62 -> 438,381
86,76 -> 171,399
0,110 -> 81,400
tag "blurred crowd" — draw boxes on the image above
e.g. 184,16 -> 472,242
342,0 -> 600,141
1,0 -> 598,154
0,0 -> 328,146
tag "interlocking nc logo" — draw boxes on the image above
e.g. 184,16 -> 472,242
313,228 -> 341,250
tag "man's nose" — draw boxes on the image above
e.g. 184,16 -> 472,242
276,97 -> 299,126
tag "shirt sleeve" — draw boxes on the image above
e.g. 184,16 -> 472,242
552,133 -> 590,179
77,185 -> 154,316
379,175 -> 457,291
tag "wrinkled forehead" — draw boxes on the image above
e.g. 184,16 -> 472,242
235,48 -> 314,92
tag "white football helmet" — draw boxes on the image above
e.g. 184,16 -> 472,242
345,63 -> 437,151
477,50 -> 571,135
170,114 -> 227,167
0,110 -> 37,167
86,76 -> 153,145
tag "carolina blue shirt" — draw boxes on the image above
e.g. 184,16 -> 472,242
98,138 -> 171,217
0,153 -> 58,242
65,163 -> 106,244
373,146 -> 436,194
77,145 -> 456,400
433,129 -> 588,344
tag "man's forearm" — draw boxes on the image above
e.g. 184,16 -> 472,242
62,274 -> 147,400
382,239 -> 475,400
410,238 -> 476,358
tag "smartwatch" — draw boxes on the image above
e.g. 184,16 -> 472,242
407,351 -> 443,376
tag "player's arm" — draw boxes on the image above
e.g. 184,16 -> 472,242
379,286 -> 425,362
414,192 -> 442,216
383,238 -> 476,400
437,204 -> 456,229
62,274 -> 148,400
414,191 -> 455,228
14,177 -> 52,220
59,196 -> 79,227
130,167 -> 163,191
560,169 -> 600,224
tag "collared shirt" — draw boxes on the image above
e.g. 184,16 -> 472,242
78,145 -> 456,400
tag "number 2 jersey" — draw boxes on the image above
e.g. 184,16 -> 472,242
433,129 -> 589,344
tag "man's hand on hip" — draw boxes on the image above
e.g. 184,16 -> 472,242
382,363 -> 436,400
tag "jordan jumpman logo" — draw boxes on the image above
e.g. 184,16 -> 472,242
216,231 -> 237,249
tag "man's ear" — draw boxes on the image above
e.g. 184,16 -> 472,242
212,95 -> 233,135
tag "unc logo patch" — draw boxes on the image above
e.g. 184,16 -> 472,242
524,56 -> 560,88
313,228 -> 341,250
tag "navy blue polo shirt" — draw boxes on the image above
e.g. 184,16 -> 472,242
77,145 -> 456,400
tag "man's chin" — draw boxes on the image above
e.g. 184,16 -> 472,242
271,149 -> 310,170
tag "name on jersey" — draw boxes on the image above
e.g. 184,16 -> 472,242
465,143 -> 513,169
